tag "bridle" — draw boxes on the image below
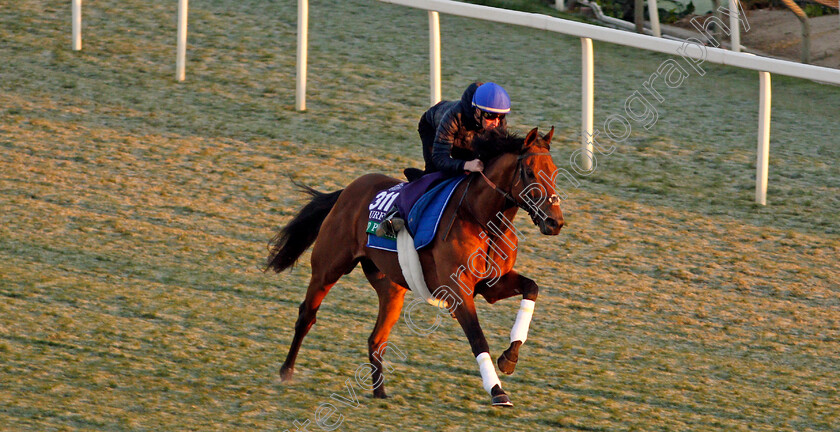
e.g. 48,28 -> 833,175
442,151 -> 560,241
477,152 -> 560,224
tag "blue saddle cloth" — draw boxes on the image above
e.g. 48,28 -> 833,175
366,174 -> 466,252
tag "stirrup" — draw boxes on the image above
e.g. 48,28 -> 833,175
375,211 -> 404,238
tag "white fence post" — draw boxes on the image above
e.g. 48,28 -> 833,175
429,11 -> 442,106
729,0 -> 741,51
756,71 -> 771,205
648,0 -> 661,37
176,0 -> 188,82
72,0 -> 82,50
556,0 -> 566,12
296,0 -> 309,111
581,37 -> 594,171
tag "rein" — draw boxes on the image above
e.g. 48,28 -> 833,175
442,151 -> 554,241
442,152 -> 550,242
478,152 -> 548,221
441,170 -> 509,242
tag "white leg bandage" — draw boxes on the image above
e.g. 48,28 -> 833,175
476,352 -> 501,394
510,299 -> 536,343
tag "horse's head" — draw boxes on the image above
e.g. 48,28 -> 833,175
511,127 -> 564,235
475,127 -> 564,235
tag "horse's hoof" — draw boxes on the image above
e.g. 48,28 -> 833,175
498,341 -> 522,375
497,351 -> 518,375
279,366 -> 294,382
491,393 -> 514,407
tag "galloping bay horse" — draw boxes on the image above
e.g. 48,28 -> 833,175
266,127 -> 564,406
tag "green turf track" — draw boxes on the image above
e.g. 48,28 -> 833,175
1,1 -> 839,430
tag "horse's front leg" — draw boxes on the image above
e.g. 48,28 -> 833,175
475,270 -> 538,375
443,286 -> 513,407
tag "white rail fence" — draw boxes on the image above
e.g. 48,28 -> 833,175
362,0 -> 840,205
68,0 -> 840,205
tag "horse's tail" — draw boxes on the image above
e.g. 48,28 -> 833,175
265,183 -> 343,273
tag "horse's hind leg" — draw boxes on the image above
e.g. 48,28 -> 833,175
476,270 -> 539,376
361,260 -> 407,398
279,246 -> 356,381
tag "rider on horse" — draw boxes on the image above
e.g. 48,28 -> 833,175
377,82 -> 511,237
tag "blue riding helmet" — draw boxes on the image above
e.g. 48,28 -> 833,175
472,82 -> 511,114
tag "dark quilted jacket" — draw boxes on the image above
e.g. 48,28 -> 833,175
420,82 -> 508,175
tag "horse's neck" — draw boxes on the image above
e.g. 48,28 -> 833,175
466,156 -> 518,226
463,173 -> 521,260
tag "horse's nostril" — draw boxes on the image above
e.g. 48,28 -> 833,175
539,217 -> 564,233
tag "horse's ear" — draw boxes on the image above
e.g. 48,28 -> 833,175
524,127 -> 539,149
544,126 -> 555,144
537,126 -> 554,150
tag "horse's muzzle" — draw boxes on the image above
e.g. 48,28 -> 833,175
538,216 -> 563,235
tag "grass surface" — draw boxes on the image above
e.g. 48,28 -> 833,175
2,0 -> 839,431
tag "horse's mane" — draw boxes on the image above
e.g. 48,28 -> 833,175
472,129 -> 525,162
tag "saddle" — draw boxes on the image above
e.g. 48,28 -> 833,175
366,172 -> 466,252
403,167 -> 425,182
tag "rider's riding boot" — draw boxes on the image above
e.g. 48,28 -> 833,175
375,210 -> 405,238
